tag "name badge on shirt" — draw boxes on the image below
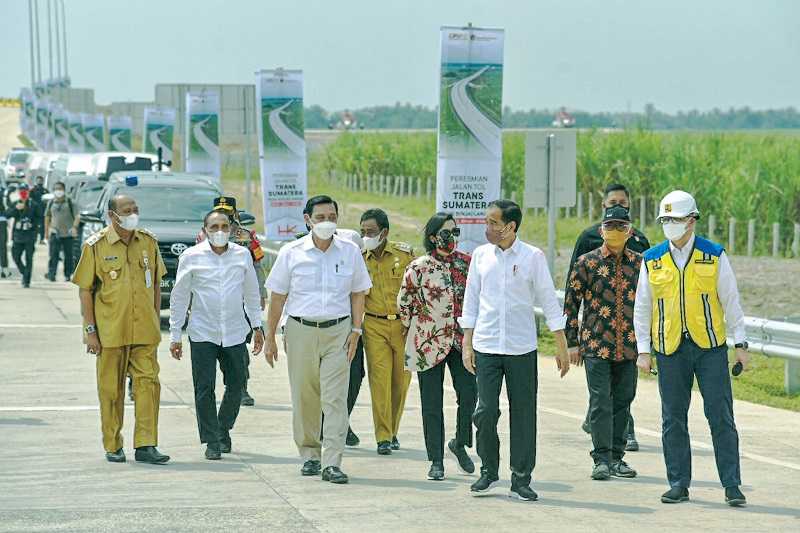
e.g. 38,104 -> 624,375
143,251 -> 152,288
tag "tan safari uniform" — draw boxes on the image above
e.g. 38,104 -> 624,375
363,241 -> 414,443
72,226 -> 166,452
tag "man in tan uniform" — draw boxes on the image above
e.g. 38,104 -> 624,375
72,193 -> 170,464
360,208 -> 414,455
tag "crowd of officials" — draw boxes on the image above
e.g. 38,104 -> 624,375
69,182 -> 750,507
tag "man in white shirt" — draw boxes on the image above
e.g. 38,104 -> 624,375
169,211 -> 264,460
634,191 -> 748,507
460,200 -> 570,501
265,195 -> 372,485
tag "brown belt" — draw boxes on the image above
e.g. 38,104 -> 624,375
365,312 -> 400,321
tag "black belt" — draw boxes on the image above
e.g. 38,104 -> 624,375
365,312 -> 400,321
290,316 -> 349,329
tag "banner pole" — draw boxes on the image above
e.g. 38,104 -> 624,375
244,86 -> 252,212
546,133 -> 557,276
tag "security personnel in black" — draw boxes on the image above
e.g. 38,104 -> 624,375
30,176 -> 48,244
5,185 -> 38,288
568,183 -> 650,451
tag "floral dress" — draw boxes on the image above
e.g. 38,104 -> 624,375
397,250 -> 470,372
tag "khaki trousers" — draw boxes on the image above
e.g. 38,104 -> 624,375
96,344 -> 160,452
363,317 -> 411,443
285,317 -> 350,469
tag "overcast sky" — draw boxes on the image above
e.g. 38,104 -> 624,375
1,0 -> 797,112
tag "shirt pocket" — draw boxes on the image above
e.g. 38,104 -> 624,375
334,265 -> 354,293
98,259 -> 124,302
692,263 -> 716,293
291,264 -> 319,295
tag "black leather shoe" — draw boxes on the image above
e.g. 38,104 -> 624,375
322,466 -> 349,484
345,427 -> 360,447
219,433 -> 232,454
391,436 -> 400,450
105,448 -> 126,463
301,460 -> 321,476
205,445 -> 222,460
377,441 -> 392,455
725,486 -> 746,507
509,484 -> 538,501
661,487 -> 690,504
427,461 -> 445,481
470,471 -> 499,496
240,389 -> 255,407
625,434 -> 640,452
447,439 -> 475,474
135,446 -> 170,465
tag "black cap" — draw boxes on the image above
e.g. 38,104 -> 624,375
213,196 -> 237,213
603,205 -> 631,223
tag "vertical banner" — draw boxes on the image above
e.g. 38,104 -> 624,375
255,69 -> 307,241
34,98 -> 47,148
52,106 -> 70,152
436,25 -> 505,253
19,89 -> 33,137
44,100 -> 56,151
67,112 -> 85,153
184,91 -> 220,180
108,115 -> 133,152
82,113 -> 106,153
143,107 -> 176,162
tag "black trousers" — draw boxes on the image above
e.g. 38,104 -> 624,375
36,216 -> 45,241
348,338 -> 364,415
657,339 -> 741,489
584,357 -> 637,464
11,240 -> 34,285
418,347 -> 477,462
473,350 -> 537,487
189,340 -> 246,445
0,221 -> 8,268
48,235 -> 75,279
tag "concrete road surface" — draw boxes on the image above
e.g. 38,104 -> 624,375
0,107 -> 22,156
0,245 -> 798,532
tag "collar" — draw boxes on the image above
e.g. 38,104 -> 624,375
106,225 -> 139,245
495,236 -> 521,255
301,233 -> 343,252
669,233 -> 696,254
365,241 -> 390,260
201,238 -> 231,256
600,244 -> 636,261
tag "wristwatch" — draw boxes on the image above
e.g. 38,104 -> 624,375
351,327 -> 363,335
734,341 -> 749,351
253,326 -> 264,334
84,324 -> 97,334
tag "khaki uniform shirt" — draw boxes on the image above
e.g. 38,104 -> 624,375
364,241 -> 414,317
72,226 -> 166,348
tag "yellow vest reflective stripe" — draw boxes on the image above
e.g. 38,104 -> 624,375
643,236 -> 727,355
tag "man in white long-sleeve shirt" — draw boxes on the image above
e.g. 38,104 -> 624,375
169,211 -> 264,460
634,190 -> 748,507
460,200 -> 570,502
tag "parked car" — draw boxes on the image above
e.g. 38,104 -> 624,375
50,153 -> 94,185
3,150 -> 33,183
90,152 -> 170,180
79,171 -> 251,310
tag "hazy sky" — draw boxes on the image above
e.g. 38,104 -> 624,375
1,0 -> 797,112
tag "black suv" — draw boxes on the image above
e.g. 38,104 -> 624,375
80,171 -> 254,309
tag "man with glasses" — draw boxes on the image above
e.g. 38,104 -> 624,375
359,208 -> 414,455
564,206 -> 642,481
634,190 -> 748,507
568,183 -> 650,451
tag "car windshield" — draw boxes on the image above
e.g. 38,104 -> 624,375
120,185 -> 220,221
10,153 -> 30,164
75,183 -> 105,210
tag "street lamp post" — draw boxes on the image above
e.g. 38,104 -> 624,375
60,0 -> 68,78
47,0 -> 53,81
34,0 -> 42,84
28,0 -> 35,86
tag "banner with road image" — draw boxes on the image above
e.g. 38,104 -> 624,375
44,100 -> 56,152
185,92 -> 220,180
82,113 -> 106,153
19,89 -> 33,138
143,107 -> 176,162
255,69 -> 307,241
33,98 -> 47,148
52,106 -> 70,152
436,26 -> 504,252
108,115 -> 133,152
67,112 -> 85,153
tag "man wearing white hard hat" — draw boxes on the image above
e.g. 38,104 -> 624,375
633,190 -> 748,507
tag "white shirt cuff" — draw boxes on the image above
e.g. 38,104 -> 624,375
545,314 -> 567,332
169,329 -> 182,344
637,341 -> 651,354
458,316 -> 476,329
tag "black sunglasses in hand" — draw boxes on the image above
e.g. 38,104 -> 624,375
438,228 -> 461,239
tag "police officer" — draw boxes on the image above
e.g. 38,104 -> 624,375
30,175 -> 48,244
72,193 -> 170,465
196,196 -> 268,407
5,185 -> 37,288
634,190 -> 748,507
568,183 -> 650,451
360,208 -> 414,455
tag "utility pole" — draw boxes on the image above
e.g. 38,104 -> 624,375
34,0 -> 42,84
28,0 -> 35,86
60,0 -> 68,78
54,0 -> 61,79
47,0 -> 53,81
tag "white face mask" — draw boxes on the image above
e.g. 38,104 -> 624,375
363,233 -> 384,251
53,190 -> 65,199
662,221 -> 688,242
115,212 -> 139,231
208,230 -> 230,247
311,221 -> 337,240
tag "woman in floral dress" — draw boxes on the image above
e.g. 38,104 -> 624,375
397,212 -> 477,481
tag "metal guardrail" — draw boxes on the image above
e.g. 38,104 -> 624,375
261,243 -> 800,393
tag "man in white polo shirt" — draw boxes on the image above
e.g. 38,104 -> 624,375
460,199 -> 571,502
265,195 -> 372,485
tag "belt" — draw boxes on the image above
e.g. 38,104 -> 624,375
365,312 -> 399,321
290,316 -> 349,329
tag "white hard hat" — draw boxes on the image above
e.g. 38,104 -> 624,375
658,190 -> 699,221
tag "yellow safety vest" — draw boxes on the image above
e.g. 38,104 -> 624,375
643,236 -> 726,355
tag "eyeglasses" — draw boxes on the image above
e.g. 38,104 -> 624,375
660,216 -> 691,224
438,228 -> 461,238
601,221 -> 631,231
